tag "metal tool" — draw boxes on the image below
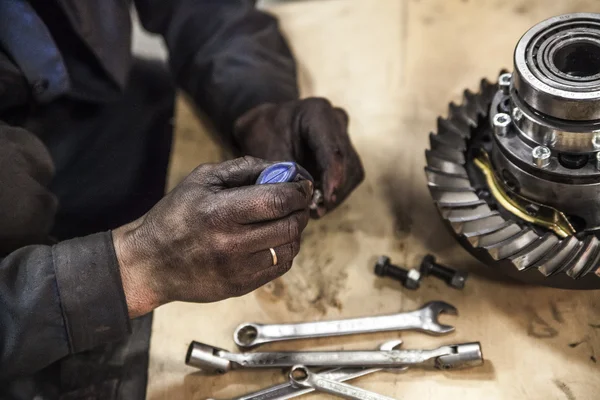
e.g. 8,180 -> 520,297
185,340 -> 484,374
233,301 -> 456,348
374,256 -> 421,290
206,341 -> 406,400
289,366 -> 396,400
425,13 -> 600,289
419,255 -> 468,289
256,161 -> 323,210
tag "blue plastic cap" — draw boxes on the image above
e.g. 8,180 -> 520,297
256,162 -> 314,185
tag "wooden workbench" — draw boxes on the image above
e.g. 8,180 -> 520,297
147,1 -> 600,399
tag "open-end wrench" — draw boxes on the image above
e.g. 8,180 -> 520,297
185,340 -> 483,374
233,301 -> 457,348
289,365 -> 397,400
206,341 -> 406,400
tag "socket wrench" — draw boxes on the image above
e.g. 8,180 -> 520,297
185,340 -> 483,374
206,340 -> 406,400
234,301 -> 457,348
289,365 -> 396,400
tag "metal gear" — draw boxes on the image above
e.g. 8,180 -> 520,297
425,13 -> 600,290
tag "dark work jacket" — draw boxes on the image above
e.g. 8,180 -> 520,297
0,0 -> 298,392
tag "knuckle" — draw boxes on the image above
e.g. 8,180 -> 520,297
303,97 -> 332,110
289,240 -> 301,258
230,156 -> 255,172
286,215 -> 302,241
335,107 -> 350,124
277,262 -> 294,275
270,189 -> 290,216
190,163 -> 214,178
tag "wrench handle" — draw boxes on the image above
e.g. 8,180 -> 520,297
234,311 -> 426,348
233,349 -> 439,368
291,366 -> 397,400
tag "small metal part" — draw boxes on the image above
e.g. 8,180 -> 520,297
185,340 -> 485,373
596,152 -> 600,171
233,301 -> 457,348
419,255 -> 468,289
310,189 -> 324,210
289,366 -> 396,400
498,73 -> 512,95
207,341 -> 406,400
473,151 -> 575,238
374,255 -> 421,289
531,146 -> 551,168
493,113 -> 511,137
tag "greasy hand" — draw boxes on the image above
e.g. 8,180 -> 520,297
233,98 -> 364,217
113,157 -> 313,318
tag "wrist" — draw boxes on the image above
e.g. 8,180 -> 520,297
112,222 -> 162,318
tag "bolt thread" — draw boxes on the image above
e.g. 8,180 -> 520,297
429,263 -> 456,281
386,265 -> 409,281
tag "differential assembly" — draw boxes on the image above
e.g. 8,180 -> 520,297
425,13 -> 600,289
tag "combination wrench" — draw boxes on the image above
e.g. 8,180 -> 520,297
289,365 -> 397,400
206,341 -> 407,400
233,301 -> 457,348
186,339 -> 484,374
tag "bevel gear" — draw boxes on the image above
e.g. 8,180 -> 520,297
425,13 -> 600,289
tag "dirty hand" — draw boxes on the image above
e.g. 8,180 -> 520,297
233,98 -> 364,218
112,157 -> 313,318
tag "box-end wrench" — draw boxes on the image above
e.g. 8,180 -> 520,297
233,301 -> 457,348
205,341 -> 407,400
185,340 -> 484,374
289,365 -> 397,400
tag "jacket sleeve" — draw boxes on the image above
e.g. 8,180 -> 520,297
0,125 -> 131,380
134,0 -> 299,145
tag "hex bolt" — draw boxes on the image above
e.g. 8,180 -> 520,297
532,145 -> 551,168
374,256 -> 421,290
493,113 -> 511,137
596,152 -> 600,171
419,254 -> 468,290
498,72 -> 512,95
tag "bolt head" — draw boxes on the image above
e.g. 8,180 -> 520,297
374,255 -> 390,276
419,254 -> 436,275
404,269 -> 421,290
532,146 -> 551,168
493,113 -> 511,137
498,72 -> 512,95
450,271 -> 468,289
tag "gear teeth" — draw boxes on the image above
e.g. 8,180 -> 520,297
485,229 -> 539,260
509,234 -> 560,271
449,103 -> 474,132
534,236 -> 581,277
479,78 -> 497,105
429,136 -> 466,164
451,211 -> 500,232
429,132 -> 466,152
437,117 -> 469,139
427,148 -> 466,164
425,150 -> 468,177
430,189 -> 481,207
468,222 -> 522,247
426,168 -> 472,191
464,89 -> 487,116
442,203 -> 493,222
567,236 -> 600,279
457,215 -> 510,237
